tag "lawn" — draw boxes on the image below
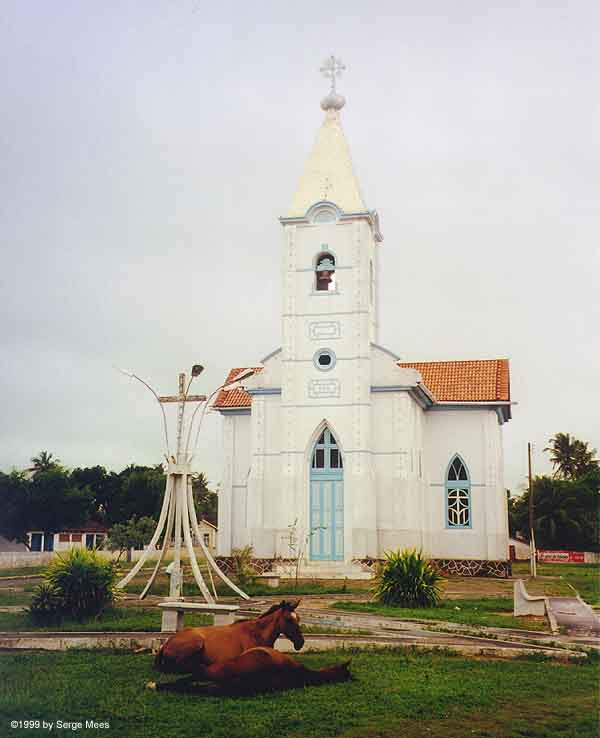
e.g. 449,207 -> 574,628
0,586 -> 35,607
125,575 -> 368,598
0,648 -> 596,738
0,607 -> 211,632
0,566 -> 47,578
332,598 -> 549,631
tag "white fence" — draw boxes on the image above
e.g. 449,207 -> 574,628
0,546 -> 216,569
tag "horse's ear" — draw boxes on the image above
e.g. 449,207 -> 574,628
289,599 -> 301,611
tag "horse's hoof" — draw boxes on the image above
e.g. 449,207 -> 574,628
146,681 -> 157,690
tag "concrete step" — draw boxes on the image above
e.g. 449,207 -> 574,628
272,561 -> 373,580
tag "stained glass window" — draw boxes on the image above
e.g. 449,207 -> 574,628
446,455 -> 471,528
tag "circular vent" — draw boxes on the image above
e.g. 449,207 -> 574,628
314,349 -> 336,371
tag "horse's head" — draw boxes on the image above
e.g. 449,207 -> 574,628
262,599 -> 304,651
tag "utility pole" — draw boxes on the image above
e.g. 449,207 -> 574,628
528,442 -> 537,577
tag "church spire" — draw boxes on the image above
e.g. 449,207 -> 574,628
287,56 -> 367,217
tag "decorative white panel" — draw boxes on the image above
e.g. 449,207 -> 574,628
309,321 -> 341,341
307,378 -> 341,399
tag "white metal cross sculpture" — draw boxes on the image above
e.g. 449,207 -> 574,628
115,366 -> 253,603
320,55 -> 346,94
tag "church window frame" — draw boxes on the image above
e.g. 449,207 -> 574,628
313,348 -> 336,371
445,454 -> 472,529
314,251 -> 337,292
311,427 -> 344,470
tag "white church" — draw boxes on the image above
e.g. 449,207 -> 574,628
215,61 -> 512,578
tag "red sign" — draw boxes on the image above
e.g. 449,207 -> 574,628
538,550 -> 585,564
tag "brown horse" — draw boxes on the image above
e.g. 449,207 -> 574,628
153,600 -> 304,686
150,646 -> 352,694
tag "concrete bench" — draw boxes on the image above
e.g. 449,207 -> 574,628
256,572 -> 280,588
158,601 -> 240,632
513,579 -> 547,617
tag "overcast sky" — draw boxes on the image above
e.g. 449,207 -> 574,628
1,1 -> 598,495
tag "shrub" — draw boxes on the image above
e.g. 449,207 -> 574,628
42,548 -> 119,621
230,545 -> 256,588
372,548 -> 444,607
27,582 -> 64,625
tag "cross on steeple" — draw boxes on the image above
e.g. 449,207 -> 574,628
320,55 -> 346,95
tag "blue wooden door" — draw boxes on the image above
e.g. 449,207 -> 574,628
309,429 -> 344,561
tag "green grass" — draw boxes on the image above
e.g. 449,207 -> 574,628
0,588 -> 33,607
332,597 -> 549,631
0,607 -> 211,632
0,649 -> 596,738
0,566 -> 46,579
512,562 -> 600,606
125,577 -> 365,598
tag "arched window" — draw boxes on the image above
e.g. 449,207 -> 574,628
315,253 -> 336,292
446,455 -> 471,528
311,428 -> 343,470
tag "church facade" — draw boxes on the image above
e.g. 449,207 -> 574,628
215,78 -> 512,577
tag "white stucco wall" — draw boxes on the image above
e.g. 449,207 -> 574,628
217,208 -> 508,565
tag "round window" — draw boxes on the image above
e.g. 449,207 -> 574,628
314,349 -> 336,371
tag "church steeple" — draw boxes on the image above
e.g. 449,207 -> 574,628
288,56 -> 367,217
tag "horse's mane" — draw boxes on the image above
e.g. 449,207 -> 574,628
258,602 -> 284,619
258,600 -> 298,619
233,600 -> 299,624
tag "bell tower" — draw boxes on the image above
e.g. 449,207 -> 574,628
276,57 -> 383,561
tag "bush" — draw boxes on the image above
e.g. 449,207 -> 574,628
372,548 -> 444,608
230,545 -> 256,588
28,582 -> 64,625
29,548 -> 119,623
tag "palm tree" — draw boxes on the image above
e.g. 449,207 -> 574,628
30,451 -> 60,475
572,439 -> 598,478
544,433 -> 579,480
545,433 -> 598,480
532,476 -> 594,549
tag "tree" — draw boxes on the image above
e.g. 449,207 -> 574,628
70,466 -> 120,524
192,473 -> 218,524
572,439 -> 598,479
0,468 -> 93,546
28,468 -> 94,535
510,469 -> 599,551
106,465 -> 166,525
107,516 -> 156,561
544,433 -> 598,480
30,451 -> 61,475
0,471 -> 32,546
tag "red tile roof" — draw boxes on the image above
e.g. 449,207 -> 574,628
213,367 -> 262,408
399,359 -> 510,402
213,359 -> 510,409
61,520 -> 109,534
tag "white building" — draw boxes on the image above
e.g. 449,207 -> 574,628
214,76 -> 512,577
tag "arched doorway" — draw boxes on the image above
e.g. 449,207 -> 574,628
309,428 -> 344,561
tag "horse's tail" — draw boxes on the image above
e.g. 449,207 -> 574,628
302,659 -> 352,686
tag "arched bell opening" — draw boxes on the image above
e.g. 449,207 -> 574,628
315,252 -> 336,292
309,426 -> 344,561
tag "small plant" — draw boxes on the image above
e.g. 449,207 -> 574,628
29,548 -> 120,623
372,548 -> 444,608
230,545 -> 256,587
27,582 -> 64,624
283,518 -> 326,588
